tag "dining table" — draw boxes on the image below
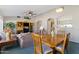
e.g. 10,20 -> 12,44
41,33 -> 67,53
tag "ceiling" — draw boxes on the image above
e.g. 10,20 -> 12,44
0,5 -> 61,16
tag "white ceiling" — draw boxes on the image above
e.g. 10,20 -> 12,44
0,5 -> 61,16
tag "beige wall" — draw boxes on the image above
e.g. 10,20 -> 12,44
64,6 -> 79,43
32,8 -> 63,34
0,16 -> 3,32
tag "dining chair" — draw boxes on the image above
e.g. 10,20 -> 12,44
65,33 -> 70,53
32,33 -> 53,54
55,33 -> 68,54
42,34 -> 54,54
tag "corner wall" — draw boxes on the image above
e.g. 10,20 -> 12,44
0,16 -> 3,32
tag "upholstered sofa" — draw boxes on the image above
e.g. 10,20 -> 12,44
17,32 -> 33,48
0,32 -> 6,40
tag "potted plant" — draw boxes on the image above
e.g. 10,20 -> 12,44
24,16 -> 30,19
4,22 -> 15,33
4,22 -> 15,32
3,22 -> 15,40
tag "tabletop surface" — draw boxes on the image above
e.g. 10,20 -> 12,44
42,34 -> 66,48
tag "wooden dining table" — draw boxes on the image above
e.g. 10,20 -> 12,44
41,34 -> 66,49
41,33 -> 67,53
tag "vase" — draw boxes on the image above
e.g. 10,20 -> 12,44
6,32 -> 11,41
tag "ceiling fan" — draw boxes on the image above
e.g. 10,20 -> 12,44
17,10 -> 36,19
24,10 -> 36,17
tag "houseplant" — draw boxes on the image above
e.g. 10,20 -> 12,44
3,22 -> 15,40
24,16 -> 30,19
4,22 -> 15,31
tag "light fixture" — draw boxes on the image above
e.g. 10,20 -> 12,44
24,10 -> 36,19
56,7 -> 64,13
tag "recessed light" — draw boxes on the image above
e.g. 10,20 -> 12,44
56,7 -> 64,13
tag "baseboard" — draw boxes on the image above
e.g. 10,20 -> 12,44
69,40 -> 79,44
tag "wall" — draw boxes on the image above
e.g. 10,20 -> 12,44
32,9 -> 64,34
3,16 -> 18,23
0,16 -> 3,32
64,6 -> 79,43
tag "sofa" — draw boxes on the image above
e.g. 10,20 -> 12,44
17,32 -> 33,48
0,32 -> 6,40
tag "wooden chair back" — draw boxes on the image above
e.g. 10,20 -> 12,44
32,33 -> 43,54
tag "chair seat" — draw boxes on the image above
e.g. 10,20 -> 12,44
42,44 -> 53,54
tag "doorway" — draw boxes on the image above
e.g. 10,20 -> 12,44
47,18 -> 55,34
